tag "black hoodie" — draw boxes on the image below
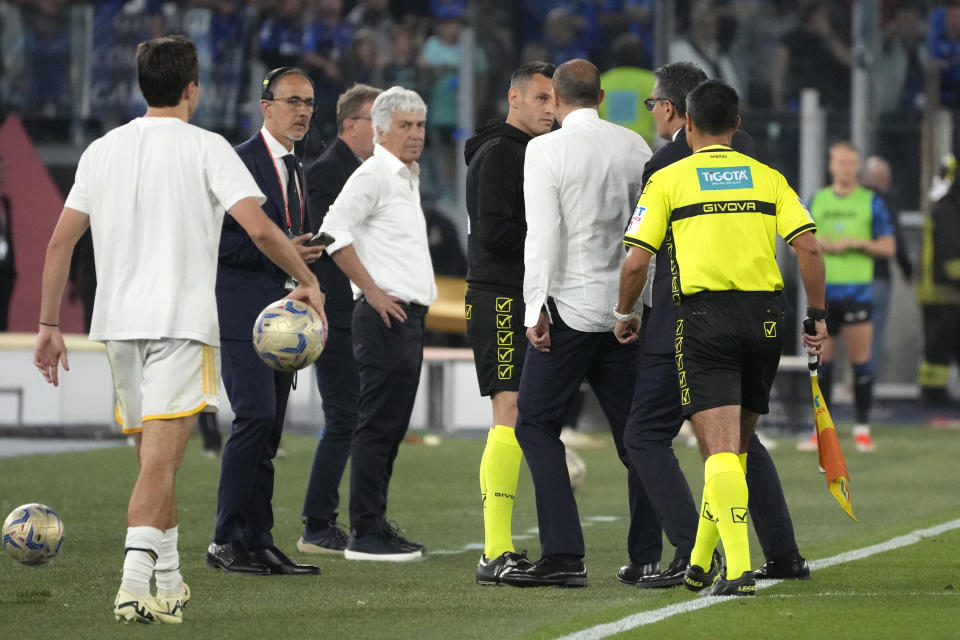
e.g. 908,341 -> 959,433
464,120 -> 532,291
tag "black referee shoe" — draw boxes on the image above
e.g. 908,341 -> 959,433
683,550 -> 721,593
704,570 -> 756,597
637,556 -> 688,588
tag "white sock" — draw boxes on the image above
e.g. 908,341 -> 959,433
154,526 -> 184,597
121,526 -> 162,596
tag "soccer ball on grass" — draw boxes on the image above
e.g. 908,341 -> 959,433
2,503 -> 64,565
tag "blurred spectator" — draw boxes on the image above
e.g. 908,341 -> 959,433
21,0 -> 71,118
345,0 -> 396,59
597,34 -> 655,145
598,0 -> 654,68
258,0 -> 306,69
302,0 -> 355,122
0,156 -> 14,331
420,7 -> 489,202
0,2 -> 27,111
541,8 -> 591,65
728,0 -> 797,108
928,2 -> 960,109
771,0 -> 851,111
876,2 -> 928,113
342,28 -> 384,88
424,205 -> 467,277
863,156 -> 914,383
668,1 -> 745,102
383,24 -> 420,89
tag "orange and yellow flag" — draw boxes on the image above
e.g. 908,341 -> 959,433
810,372 -> 857,521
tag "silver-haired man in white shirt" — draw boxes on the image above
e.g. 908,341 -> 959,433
318,86 -> 437,562
501,59 -> 653,588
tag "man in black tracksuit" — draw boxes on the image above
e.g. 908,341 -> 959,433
464,61 -> 558,584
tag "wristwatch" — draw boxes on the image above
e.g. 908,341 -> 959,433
613,306 -> 637,322
806,306 -> 828,321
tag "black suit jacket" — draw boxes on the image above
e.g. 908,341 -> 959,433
0,195 -> 14,277
639,127 -> 756,354
304,137 -> 363,329
216,133 -> 299,340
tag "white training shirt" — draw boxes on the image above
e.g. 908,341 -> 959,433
522,108 -> 651,332
320,144 -> 437,306
64,117 -> 265,345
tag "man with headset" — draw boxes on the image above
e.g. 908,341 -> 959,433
207,67 -> 325,576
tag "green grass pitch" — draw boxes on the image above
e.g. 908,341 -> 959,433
1,424 -> 958,638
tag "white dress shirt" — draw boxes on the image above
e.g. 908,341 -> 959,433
260,126 -> 303,213
523,108 -> 652,332
320,144 -> 437,306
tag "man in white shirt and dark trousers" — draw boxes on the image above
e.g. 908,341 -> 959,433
319,86 -> 437,561
501,59 -> 652,588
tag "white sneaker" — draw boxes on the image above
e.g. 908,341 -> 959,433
154,582 -> 190,623
559,427 -> 605,450
114,588 -> 167,624
853,424 -> 876,452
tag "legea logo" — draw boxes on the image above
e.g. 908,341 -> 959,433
697,166 -> 753,190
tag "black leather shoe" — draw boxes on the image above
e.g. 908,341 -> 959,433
637,556 -> 688,588
206,541 -> 271,575
477,550 -> 535,585
250,546 -> 321,575
616,561 -> 659,585
754,555 -> 811,580
500,555 -> 587,588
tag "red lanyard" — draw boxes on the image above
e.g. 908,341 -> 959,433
260,132 -> 303,233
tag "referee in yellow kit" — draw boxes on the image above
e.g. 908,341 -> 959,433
614,80 -> 828,597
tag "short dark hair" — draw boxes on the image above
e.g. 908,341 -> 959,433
336,83 -> 382,133
136,36 -> 199,108
686,80 -> 739,135
652,62 -> 707,118
510,61 -> 555,89
552,59 -> 602,107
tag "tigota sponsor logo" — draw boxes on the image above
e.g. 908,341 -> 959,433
696,165 -> 753,190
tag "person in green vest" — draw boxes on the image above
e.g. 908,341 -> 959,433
598,34 -> 655,146
801,142 -> 896,453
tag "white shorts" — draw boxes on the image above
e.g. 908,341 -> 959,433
105,339 -> 220,433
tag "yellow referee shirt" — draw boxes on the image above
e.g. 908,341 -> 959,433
624,144 -> 816,298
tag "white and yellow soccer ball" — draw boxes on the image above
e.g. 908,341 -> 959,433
252,299 -> 326,372
2,503 -> 64,565
565,449 -> 586,493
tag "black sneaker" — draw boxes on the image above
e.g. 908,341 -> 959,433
476,551 -> 535,586
297,521 -> 348,554
704,570 -> 756,597
683,550 -> 721,593
382,521 -> 425,553
754,554 -> 811,580
637,556 -> 688,589
500,554 -> 587,588
344,528 -> 423,562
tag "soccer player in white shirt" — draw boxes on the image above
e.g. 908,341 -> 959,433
500,59 -> 652,588
32,36 -> 325,624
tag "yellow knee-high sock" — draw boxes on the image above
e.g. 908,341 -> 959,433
690,487 -> 720,570
482,425 -> 523,558
705,452 -> 751,579
479,426 -> 491,525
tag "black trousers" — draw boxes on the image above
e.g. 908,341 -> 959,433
302,324 -> 360,525
624,350 -> 799,563
216,339 -> 292,549
0,275 -> 13,331
515,307 -> 656,561
349,299 -> 425,537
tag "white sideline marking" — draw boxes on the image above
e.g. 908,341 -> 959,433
556,517 -> 960,640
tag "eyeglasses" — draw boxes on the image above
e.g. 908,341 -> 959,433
267,96 -> 317,111
644,97 -> 669,111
